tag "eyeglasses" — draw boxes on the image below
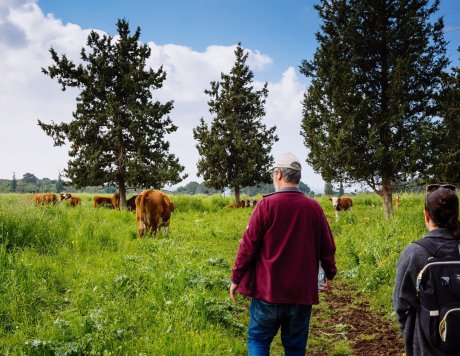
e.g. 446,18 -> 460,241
426,184 -> 456,194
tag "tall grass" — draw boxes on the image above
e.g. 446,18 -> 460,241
0,192 -> 424,354
0,193 -> 253,354
318,193 -> 426,312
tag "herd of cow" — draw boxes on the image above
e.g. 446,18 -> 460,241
225,199 -> 258,209
30,191 -> 355,238
30,190 -> 175,238
32,192 -> 82,207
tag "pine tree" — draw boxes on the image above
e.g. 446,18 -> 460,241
38,19 -> 186,208
55,171 -> 65,193
193,44 -> 278,204
11,172 -> 17,193
300,0 -> 448,218
324,182 -> 334,195
435,47 -> 460,184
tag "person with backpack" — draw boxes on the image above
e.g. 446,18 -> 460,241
393,184 -> 460,356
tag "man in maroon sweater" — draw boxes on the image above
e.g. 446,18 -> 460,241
230,152 -> 337,355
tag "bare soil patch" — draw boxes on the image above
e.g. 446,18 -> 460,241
309,282 -> 404,356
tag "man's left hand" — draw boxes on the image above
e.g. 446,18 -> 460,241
319,278 -> 332,292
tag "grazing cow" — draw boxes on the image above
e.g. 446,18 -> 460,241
329,196 -> 353,220
93,193 -> 119,208
252,200 -> 258,207
60,193 -> 81,207
225,200 -> 246,209
60,193 -> 72,201
135,190 -> 175,238
34,193 -> 57,205
111,193 -> 120,209
126,195 -> 138,211
69,196 -> 81,207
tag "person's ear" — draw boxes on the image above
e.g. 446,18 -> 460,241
424,210 -> 430,223
276,170 -> 282,180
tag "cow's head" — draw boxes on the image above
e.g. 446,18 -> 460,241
329,196 -> 342,211
60,193 -> 71,200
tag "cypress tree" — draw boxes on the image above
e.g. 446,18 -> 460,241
300,0 -> 448,218
11,172 -> 17,193
193,44 -> 278,204
435,47 -> 460,183
38,19 -> 186,208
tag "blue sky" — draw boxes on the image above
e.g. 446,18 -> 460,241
37,0 -> 321,82
37,0 -> 460,74
1,0 -> 459,193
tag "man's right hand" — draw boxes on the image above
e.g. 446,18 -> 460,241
230,283 -> 238,303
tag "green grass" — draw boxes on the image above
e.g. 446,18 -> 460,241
0,192 -> 423,354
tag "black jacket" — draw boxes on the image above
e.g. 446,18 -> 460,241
393,228 -> 459,356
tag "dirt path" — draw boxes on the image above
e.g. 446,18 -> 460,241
308,282 -> 405,355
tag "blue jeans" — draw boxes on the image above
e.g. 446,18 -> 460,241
247,298 -> 312,356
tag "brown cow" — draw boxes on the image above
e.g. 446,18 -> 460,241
34,193 -> 57,205
135,190 -> 175,238
69,196 -> 81,207
225,200 -> 246,208
60,193 -> 81,207
92,193 -> 119,208
60,193 -> 72,201
126,195 -> 138,211
329,196 -> 353,220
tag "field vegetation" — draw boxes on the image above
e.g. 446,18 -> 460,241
0,193 -> 424,354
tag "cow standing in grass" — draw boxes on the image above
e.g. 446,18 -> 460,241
135,190 -> 174,238
126,195 -> 138,211
34,193 -> 57,205
60,193 -> 81,207
329,196 -> 353,220
93,193 -> 119,209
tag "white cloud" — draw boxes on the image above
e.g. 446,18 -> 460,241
0,0 -> 324,192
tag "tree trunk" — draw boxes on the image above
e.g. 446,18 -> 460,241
382,180 -> 392,220
117,137 -> 127,209
234,186 -> 240,205
118,177 -> 127,210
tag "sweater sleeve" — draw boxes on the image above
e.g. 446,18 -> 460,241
231,202 -> 268,284
392,244 -> 426,331
319,207 -> 337,280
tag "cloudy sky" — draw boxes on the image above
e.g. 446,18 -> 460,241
1,0 -> 459,193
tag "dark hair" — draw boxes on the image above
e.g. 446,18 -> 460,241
279,168 -> 301,184
425,187 -> 460,239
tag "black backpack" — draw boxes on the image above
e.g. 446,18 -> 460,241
414,237 -> 460,353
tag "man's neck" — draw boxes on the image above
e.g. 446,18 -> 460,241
277,182 -> 299,190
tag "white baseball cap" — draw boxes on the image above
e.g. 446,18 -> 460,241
271,152 -> 302,171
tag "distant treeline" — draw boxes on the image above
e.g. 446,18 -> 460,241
175,181 -> 315,197
1,173 -> 119,194
0,173 -> 315,197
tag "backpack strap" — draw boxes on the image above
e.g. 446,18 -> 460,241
413,237 -> 460,258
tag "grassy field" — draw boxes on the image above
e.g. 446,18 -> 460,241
0,192 -> 425,354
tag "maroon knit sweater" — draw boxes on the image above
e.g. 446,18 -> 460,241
231,189 -> 337,305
